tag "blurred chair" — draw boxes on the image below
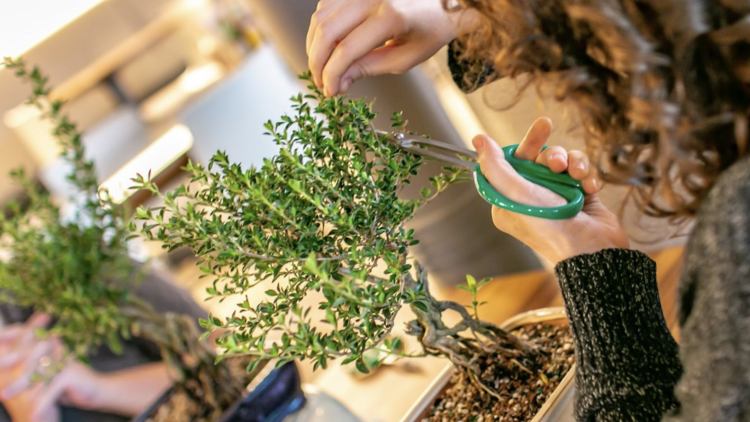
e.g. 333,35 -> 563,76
7,104 -> 150,203
179,44 -> 301,169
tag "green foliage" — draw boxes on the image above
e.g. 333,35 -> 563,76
0,57 -> 136,359
133,72 -> 470,370
457,275 -> 492,321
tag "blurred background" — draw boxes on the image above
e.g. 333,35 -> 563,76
0,0 -> 686,419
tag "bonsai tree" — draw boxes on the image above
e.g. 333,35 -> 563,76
133,73 -> 537,400
0,57 -> 255,420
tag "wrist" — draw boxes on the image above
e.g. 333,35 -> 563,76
79,371 -> 114,411
551,237 -> 630,264
447,7 -> 481,38
86,363 -> 171,416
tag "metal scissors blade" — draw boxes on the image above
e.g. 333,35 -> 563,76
376,130 -> 477,169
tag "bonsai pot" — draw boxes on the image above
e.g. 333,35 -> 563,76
133,360 -> 305,422
400,307 -> 576,422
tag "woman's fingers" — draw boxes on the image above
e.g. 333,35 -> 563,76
306,0 -> 350,55
473,135 -> 566,208
0,326 -> 26,344
0,349 -> 25,371
534,146 -> 569,174
26,314 -> 51,330
321,15 -> 401,96
564,150 -> 588,179
0,338 -> 62,399
507,117 -> 603,196
308,1 -> 376,89
581,176 -> 600,195
566,151 -> 601,194
32,370 -> 71,421
340,37 -> 443,93
0,314 -> 51,368
514,117 -> 553,160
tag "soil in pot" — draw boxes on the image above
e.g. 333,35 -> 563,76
144,356 -> 260,422
424,323 -> 575,422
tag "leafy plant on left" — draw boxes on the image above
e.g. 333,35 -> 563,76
0,57 -> 249,419
0,58 -> 133,358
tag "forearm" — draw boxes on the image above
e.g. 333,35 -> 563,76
555,249 -> 681,421
92,362 -> 171,416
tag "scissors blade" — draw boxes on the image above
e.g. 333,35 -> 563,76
376,130 -> 477,169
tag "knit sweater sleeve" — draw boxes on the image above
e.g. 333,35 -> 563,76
554,249 -> 682,421
554,157 -> 750,422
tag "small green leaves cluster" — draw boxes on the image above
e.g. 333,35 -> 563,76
134,72 -> 469,371
0,57 -> 135,359
457,275 -> 492,321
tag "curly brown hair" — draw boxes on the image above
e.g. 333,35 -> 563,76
449,0 -> 750,220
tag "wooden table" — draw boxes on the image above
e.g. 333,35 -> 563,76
311,247 -> 685,422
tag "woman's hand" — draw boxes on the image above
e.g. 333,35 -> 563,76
307,0 -> 479,97
0,314 -> 108,422
0,315 -> 172,421
4,362 -> 105,422
474,118 -> 630,265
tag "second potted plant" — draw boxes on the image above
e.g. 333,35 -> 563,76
0,57 -> 304,422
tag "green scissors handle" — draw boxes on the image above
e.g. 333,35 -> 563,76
380,131 -> 586,220
473,145 -> 585,220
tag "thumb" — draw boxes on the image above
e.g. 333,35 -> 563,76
339,43 -> 419,93
0,313 -> 51,343
473,135 -> 566,208
27,313 -> 52,329
33,371 -> 69,422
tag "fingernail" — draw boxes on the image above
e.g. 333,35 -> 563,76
341,78 -> 352,93
472,136 -> 485,154
575,162 -> 585,171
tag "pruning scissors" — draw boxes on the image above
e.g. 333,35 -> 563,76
378,131 -> 586,220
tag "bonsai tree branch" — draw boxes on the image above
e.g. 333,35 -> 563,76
121,299 -> 246,415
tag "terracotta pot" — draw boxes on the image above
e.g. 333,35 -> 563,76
399,307 -> 576,422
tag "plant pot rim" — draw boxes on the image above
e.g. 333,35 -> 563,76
399,307 -> 576,422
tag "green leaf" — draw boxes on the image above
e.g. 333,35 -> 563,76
247,359 -> 263,374
478,277 -> 492,289
412,301 -> 428,313
305,254 -> 319,274
341,355 -> 358,365
391,337 -> 402,350
355,358 -> 370,374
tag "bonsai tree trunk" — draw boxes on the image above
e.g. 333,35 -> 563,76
404,262 -> 537,401
121,299 -> 247,418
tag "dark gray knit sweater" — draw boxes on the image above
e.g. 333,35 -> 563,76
448,43 -> 750,421
554,156 -> 750,422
